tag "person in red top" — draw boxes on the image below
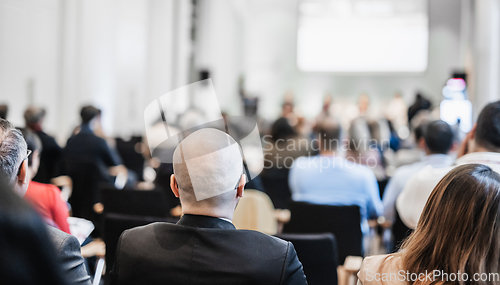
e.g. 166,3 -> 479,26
20,128 -> 71,234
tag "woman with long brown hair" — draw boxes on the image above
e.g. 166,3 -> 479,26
358,163 -> 500,285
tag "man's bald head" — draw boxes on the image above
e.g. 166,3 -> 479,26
173,128 -> 244,206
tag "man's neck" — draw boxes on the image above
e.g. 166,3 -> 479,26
470,146 -> 497,154
181,207 -> 234,222
426,152 -> 448,156
80,123 -> 93,132
319,150 -> 336,156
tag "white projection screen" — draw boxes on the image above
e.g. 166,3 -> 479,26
297,0 -> 429,73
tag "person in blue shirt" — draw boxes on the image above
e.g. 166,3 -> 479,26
382,120 -> 455,224
288,117 -> 383,235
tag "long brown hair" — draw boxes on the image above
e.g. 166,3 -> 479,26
398,164 -> 500,285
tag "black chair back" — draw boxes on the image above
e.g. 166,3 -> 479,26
66,161 -> 112,237
283,201 -> 362,264
276,233 -> 338,285
103,213 -> 172,280
153,163 -> 181,211
115,136 -> 145,181
391,207 -> 413,252
100,186 -> 170,217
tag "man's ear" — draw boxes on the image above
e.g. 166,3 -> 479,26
170,174 -> 180,198
18,160 -> 28,185
236,174 -> 246,198
469,123 -> 477,140
418,137 -> 426,151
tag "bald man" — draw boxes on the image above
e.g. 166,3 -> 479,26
110,129 -> 307,285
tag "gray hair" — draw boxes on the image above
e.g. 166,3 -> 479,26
0,119 -> 27,182
24,106 -> 46,125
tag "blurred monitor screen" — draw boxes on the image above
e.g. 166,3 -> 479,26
440,99 -> 472,133
297,0 -> 429,73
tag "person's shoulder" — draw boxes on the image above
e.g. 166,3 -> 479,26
37,130 -> 56,141
238,229 -> 288,243
290,155 -> 313,169
390,162 -> 423,182
46,226 -> 78,251
120,222 -> 182,245
122,222 -> 168,236
358,254 -> 404,285
346,161 -> 376,177
293,155 -> 310,163
406,165 -> 451,189
30,181 -> 60,196
233,229 -> 291,253
394,161 -> 422,175
33,181 -> 60,192
124,222 -> 288,247
362,254 -> 400,269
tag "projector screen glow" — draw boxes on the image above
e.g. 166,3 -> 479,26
297,0 -> 429,73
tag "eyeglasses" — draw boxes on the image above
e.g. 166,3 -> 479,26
17,149 -> 32,176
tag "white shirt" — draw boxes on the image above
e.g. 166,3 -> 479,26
382,154 -> 454,223
396,152 -> 500,229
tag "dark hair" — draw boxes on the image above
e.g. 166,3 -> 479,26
80,105 -> 100,124
396,164 -> 500,284
271,117 -> 296,142
475,101 -> 500,152
413,122 -> 427,142
424,120 -> 453,154
408,93 -> 432,123
0,176 -> 68,284
0,105 -> 8,120
18,128 -> 42,166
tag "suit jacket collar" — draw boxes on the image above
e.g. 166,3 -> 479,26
177,214 -> 236,230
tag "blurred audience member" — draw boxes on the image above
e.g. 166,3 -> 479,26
407,92 -> 431,123
63,105 -> 122,183
0,118 -> 91,284
261,118 -> 310,208
280,91 -> 300,129
110,129 -> 306,285
346,117 -> 386,180
0,104 -> 8,119
394,114 -> 430,167
383,120 -> 454,224
359,164 -> 500,285
289,117 -> 383,235
0,174 -> 69,285
358,93 -> 370,116
264,118 -> 310,169
314,93 -> 332,127
384,92 -> 408,131
397,101 -> 500,229
24,106 -> 63,183
20,128 -> 71,234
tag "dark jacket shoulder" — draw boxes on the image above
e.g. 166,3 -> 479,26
47,226 -> 92,285
113,221 -> 307,285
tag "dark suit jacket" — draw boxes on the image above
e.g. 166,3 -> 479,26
47,226 -> 92,285
110,214 -> 307,285
33,130 -> 62,183
63,124 -> 120,170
